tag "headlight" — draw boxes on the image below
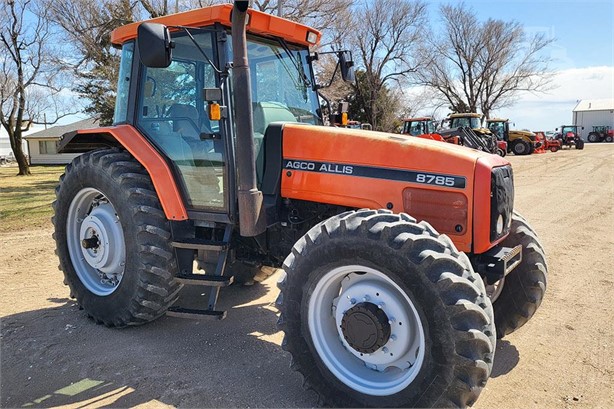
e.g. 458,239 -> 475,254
490,165 -> 514,242
496,214 -> 504,235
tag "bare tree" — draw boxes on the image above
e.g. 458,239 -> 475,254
347,0 -> 427,131
1,0 -> 76,175
415,3 -> 554,118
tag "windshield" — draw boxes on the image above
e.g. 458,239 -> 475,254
228,35 -> 321,133
452,116 -> 482,129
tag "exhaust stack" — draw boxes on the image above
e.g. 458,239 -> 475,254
231,1 -> 266,237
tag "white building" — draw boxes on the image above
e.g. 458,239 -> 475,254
0,126 -> 31,160
24,118 -> 98,165
572,99 -> 614,140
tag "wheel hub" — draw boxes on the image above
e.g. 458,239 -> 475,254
67,188 -> 126,296
341,302 -> 391,354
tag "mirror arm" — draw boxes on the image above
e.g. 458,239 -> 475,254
316,90 -> 333,125
315,62 -> 340,90
172,25 -> 225,75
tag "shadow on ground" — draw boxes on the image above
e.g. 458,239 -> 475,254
0,281 -> 317,408
491,339 -> 520,378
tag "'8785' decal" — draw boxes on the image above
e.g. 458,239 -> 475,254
416,173 -> 458,187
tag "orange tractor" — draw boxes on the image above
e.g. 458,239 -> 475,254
53,3 -> 547,407
533,131 -> 561,153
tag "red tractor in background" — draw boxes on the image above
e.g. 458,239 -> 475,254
587,126 -> 614,143
555,125 -> 585,149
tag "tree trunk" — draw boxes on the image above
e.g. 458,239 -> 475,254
14,145 -> 30,175
6,126 -> 31,176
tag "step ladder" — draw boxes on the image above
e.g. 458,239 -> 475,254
167,224 -> 233,320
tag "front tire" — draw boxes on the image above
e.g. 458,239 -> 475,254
53,149 -> 181,327
278,210 -> 495,407
576,139 -> 585,150
489,213 -> 547,338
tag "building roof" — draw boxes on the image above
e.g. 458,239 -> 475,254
573,99 -> 614,112
24,118 -> 99,140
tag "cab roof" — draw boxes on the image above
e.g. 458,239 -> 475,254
403,117 -> 433,122
487,118 -> 509,122
111,4 -> 322,47
448,113 -> 482,118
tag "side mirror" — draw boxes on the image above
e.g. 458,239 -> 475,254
581,126 -> 585,130
138,23 -> 173,68
555,127 -> 559,131
339,51 -> 355,83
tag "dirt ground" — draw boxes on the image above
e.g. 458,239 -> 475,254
1,145 -> 613,408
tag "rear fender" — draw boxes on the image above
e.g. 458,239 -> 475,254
58,125 -> 188,220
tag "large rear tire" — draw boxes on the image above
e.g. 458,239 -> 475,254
511,140 -> 531,155
488,213 -> 547,338
587,133 -> 599,143
277,210 -> 495,407
53,149 -> 181,327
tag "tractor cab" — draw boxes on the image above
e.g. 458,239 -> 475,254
401,117 -> 437,136
109,8 -> 355,214
448,113 -> 484,131
486,119 -> 509,141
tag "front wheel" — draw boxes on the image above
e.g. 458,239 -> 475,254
53,149 -> 181,327
606,136 -> 613,143
576,139 -> 585,150
488,213 -> 547,338
278,210 -> 495,408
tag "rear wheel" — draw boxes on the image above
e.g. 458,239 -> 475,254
587,133 -> 599,143
511,140 -> 530,155
488,213 -> 547,338
278,210 -> 495,407
53,149 -> 181,327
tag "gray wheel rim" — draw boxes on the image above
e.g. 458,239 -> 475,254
308,265 -> 426,396
515,142 -> 527,154
486,276 -> 505,302
66,188 -> 126,296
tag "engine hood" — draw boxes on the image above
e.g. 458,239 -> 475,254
281,123 -> 507,174
510,129 -> 535,138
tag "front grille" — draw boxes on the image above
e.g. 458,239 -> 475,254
490,165 -> 514,242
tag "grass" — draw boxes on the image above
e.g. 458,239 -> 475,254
0,165 -> 65,233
